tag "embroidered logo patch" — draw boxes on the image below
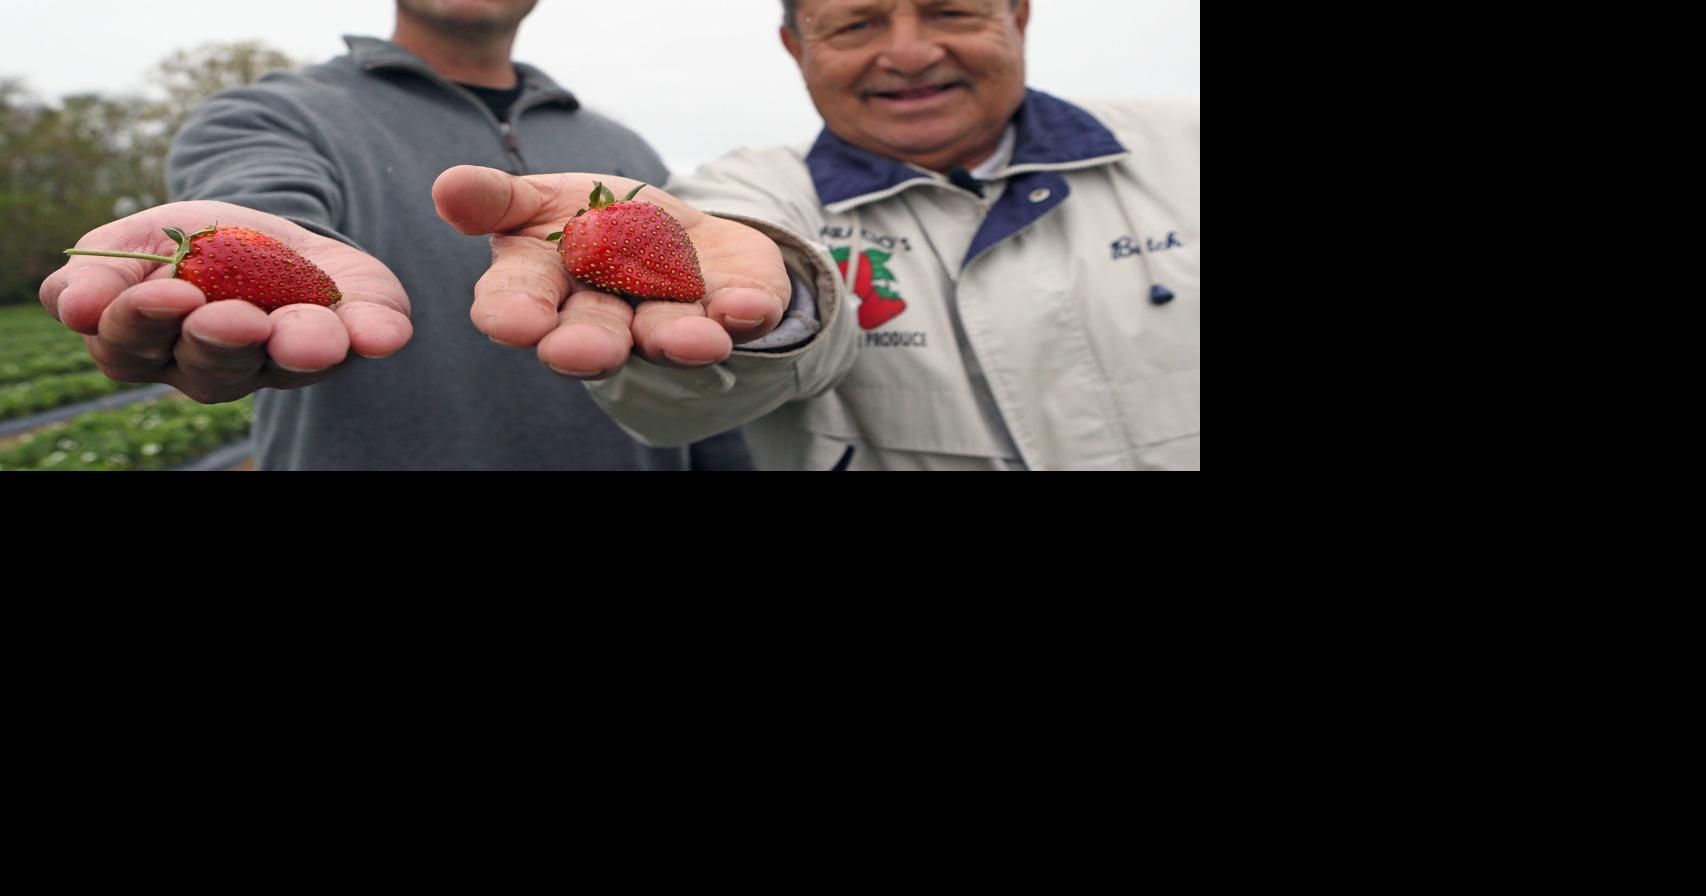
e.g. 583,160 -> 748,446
833,247 -> 908,330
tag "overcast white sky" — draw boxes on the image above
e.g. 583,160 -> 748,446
1,1 -> 1200,174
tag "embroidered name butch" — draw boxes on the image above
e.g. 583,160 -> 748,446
1110,231 -> 1183,261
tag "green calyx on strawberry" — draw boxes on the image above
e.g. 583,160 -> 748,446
546,182 -> 706,303
64,225 -> 342,313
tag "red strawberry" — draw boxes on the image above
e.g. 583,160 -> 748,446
547,183 -> 705,302
859,291 -> 908,330
851,254 -> 875,299
65,225 -> 341,313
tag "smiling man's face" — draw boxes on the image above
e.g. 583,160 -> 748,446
783,0 -> 1029,173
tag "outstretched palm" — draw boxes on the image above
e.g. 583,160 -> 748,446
42,200 -> 411,403
432,166 -> 791,378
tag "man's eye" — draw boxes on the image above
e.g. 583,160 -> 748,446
838,20 -> 872,33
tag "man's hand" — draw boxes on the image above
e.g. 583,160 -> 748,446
431,166 -> 790,379
39,200 -> 412,404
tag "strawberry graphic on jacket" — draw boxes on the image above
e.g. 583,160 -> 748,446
833,247 -> 907,330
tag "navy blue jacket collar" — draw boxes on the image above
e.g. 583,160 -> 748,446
807,88 -> 1128,211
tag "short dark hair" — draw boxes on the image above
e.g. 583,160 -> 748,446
782,0 -> 1022,33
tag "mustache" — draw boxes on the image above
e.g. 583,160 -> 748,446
859,71 -> 968,94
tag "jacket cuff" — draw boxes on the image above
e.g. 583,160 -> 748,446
737,269 -> 819,351
702,211 -> 843,359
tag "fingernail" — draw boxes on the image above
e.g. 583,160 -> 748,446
137,305 -> 185,321
725,316 -> 765,329
489,335 -> 526,349
188,328 -> 248,349
274,361 -> 321,374
546,363 -> 606,378
661,351 -> 701,367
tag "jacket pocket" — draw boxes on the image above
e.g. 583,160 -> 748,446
797,384 -> 1021,460
1118,366 -> 1200,449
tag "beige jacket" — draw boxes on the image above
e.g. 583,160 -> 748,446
589,91 -> 1200,470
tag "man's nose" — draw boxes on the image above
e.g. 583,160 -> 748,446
875,14 -> 947,74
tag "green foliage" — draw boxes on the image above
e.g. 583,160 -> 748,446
0,304 -> 98,391
0,395 -> 253,471
0,303 -> 79,349
0,351 -> 95,387
0,306 -> 252,470
0,370 -> 134,421
0,81 -> 153,307
0,43 -> 297,306
0,301 -> 80,340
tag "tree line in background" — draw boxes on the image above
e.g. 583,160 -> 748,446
0,42 -> 294,306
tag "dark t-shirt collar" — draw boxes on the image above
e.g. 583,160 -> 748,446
342,37 -> 579,116
458,73 -> 527,122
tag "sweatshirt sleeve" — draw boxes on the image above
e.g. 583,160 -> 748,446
583,147 -> 859,448
166,83 -> 363,252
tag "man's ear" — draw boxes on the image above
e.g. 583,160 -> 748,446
781,24 -> 804,65
1014,0 -> 1031,37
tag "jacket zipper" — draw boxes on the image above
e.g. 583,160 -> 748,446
365,60 -> 550,172
498,95 -> 562,174
497,121 -> 524,170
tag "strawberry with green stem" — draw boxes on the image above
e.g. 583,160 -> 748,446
547,183 -> 706,303
64,225 -> 342,313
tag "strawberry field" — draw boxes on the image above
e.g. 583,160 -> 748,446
0,305 -> 253,471
0,395 -> 253,471
0,305 -> 115,420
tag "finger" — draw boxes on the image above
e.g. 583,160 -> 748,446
49,263 -> 159,335
432,166 -> 663,236
96,279 -> 208,367
704,285 -> 788,344
39,267 -> 75,323
471,235 -> 572,347
337,301 -> 414,360
265,304 -> 349,373
537,289 -> 635,379
173,299 -> 274,385
632,301 -> 733,368
433,165 -> 556,236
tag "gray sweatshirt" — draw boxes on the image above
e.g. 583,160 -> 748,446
168,35 -> 752,470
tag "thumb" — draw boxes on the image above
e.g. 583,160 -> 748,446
433,165 -> 549,236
